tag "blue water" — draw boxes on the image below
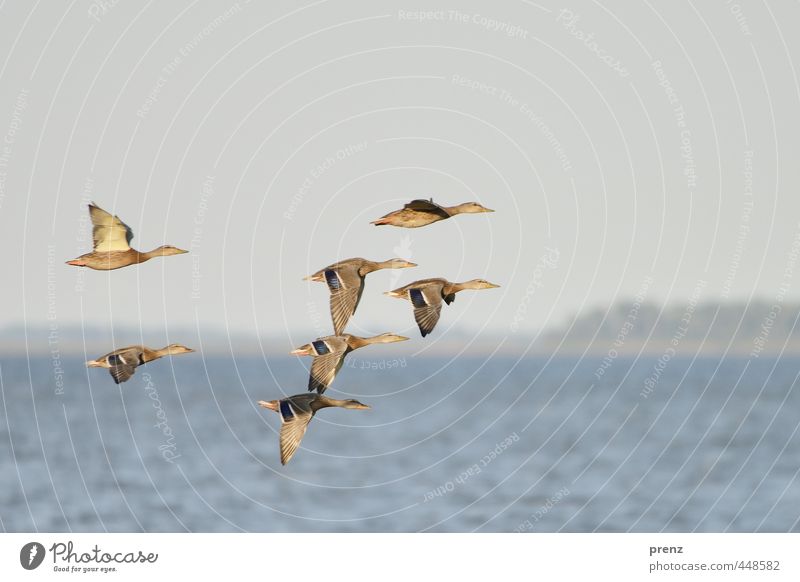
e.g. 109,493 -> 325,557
1,354 -> 799,532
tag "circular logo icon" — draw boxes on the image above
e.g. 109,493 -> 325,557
20,542 -> 45,570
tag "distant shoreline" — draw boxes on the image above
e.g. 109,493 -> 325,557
5,337 -> 800,358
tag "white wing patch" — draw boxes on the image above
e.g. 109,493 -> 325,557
90,204 -> 134,252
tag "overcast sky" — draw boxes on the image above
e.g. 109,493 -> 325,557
1,0 -> 799,347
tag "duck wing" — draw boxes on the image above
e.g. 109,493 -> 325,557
109,364 -> 137,384
307,337 -> 348,393
105,348 -> 142,384
278,394 -> 316,465
409,286 -> 444,337
89,203 -> 134,252
277,396 -> 315,464
308,352 -> 346,393
403,199 -> 449,218
326,266 -> 365,335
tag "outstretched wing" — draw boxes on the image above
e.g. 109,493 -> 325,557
308,351 -> 346,393
409,287 -> 444,337
326,267 -> 365,335
89,203 -> 134,252
403,199 -> 449,218
104,349 -> 141,384
109,364 -> 136,384
278,397 -> 314,464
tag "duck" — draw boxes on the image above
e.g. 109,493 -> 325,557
385,278 -> 500,337
290,333 -> 409,393
86,344 -> 195,384
258,394 -> 370,465
66,202 -> 188,270
370,198 -> 494,228
304,257 -> 417,335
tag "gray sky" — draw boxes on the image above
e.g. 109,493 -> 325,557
1,0 -> 799,344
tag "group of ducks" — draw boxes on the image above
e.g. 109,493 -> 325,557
70,198 -> 498,464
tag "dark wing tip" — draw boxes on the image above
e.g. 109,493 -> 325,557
109,364 -> 135,384
413,302 -> 441,338
308,378 -> 326,393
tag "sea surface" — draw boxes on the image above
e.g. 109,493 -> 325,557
1,354 -> 799,532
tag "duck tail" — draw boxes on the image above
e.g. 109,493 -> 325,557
257,400 -> 278,412
290,344 -> 314,356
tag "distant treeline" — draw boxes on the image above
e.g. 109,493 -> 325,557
549,300 -> 800,349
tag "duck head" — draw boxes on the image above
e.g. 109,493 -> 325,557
452,202 -> 494,214
460,279 -> 501,290
382,259 -> 417,269
367,332 -> 410,344
164,343 -> 195,355
342,399 -> 370,410
153,245 -> 189,257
